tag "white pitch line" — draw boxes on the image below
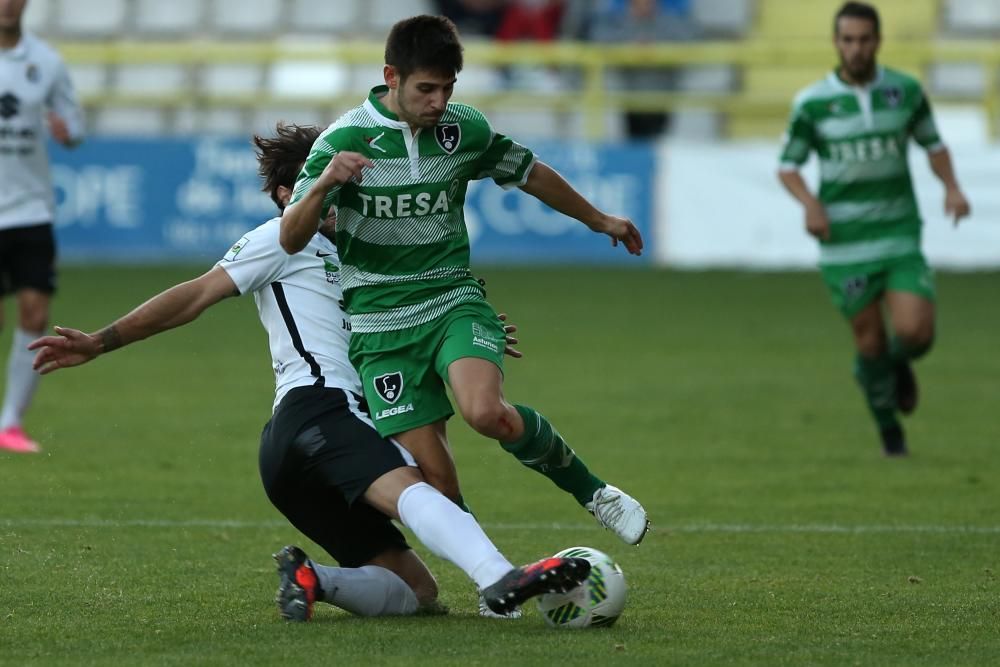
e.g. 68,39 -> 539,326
2,518 -> 1000,534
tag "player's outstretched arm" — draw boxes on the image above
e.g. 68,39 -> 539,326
279,151 -> 374,254
519,161 -> 643,255
28,267 -> 239,375
927,148 -> 971,226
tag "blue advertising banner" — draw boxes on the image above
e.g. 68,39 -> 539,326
50,138 -> 654,265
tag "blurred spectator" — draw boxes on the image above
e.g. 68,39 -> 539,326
590,0 -> 700,139
563,0 -> 691,38
434,0 -> 507,37
496,0 -> 565,42
603,0 -> 690,17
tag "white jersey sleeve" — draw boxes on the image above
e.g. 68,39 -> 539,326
216,218 -> 288,295
46,57 -> 84,144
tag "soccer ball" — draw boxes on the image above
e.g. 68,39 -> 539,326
537,546 -> 627,628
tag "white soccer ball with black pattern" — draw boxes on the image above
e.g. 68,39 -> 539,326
537,546 -> 627,628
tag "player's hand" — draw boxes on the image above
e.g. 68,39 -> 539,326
27,326 -> 101,375
47,111 -> 72,145
944,187 -> 970,227
317,151 -> 374,190
804,200 -> 830,241
594,214 -> 643,256
498,313 -> 521,359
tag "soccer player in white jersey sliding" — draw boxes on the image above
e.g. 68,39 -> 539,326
281,15 -> 650,546
778,2 -> 971,456
29,123 -> 590,621
0,0 -> 83,453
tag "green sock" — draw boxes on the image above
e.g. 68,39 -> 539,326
500,405 -> 604,507
854,353 -> 899,429
889,336 -> 933,364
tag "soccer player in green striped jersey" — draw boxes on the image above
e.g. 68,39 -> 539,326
778,2 -> 971,456
281,16 -> 649,546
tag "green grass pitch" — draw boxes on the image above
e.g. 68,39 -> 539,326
1,266 -> 998,665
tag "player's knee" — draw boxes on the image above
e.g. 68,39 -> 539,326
854,330 -> 885,359
897,327 -> 935,359
18,314 -> 47,334
462,401 -> 510,440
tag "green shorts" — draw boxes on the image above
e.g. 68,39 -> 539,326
348,300 -> 508,437
819,253 -> 936,319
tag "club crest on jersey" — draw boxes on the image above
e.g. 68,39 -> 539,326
843,275 -> 868,301
881,86 -> 903,108
25,64 -> 39,83
373,372 -> 404,404
435,123 -> 461,154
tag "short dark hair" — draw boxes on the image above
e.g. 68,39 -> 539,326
835,2 -> 881,36
252,123 -> 321,210
384,15 -> 464,81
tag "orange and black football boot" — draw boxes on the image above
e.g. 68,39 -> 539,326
273,545 -> 323,621
481,556 -> 590,615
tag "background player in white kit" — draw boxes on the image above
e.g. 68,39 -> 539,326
0,0 -> 83,453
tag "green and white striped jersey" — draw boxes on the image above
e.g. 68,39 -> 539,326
288,86 -> 536,333
779,66 -> 943,266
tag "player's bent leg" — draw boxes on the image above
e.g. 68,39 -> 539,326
273,545 -> 423,620
390,478 -> 589,611
849,300 -> 905,455
448,357 -> 648,544
886,291 -> 935,416
365,547 -> 444,614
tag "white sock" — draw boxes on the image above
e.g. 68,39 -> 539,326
310,563 -> 419,617
397,482 -> 513,590
0,328 -> 43,430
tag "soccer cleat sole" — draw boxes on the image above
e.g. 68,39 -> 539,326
273,546 -> 318,622
483,557 -> 591,615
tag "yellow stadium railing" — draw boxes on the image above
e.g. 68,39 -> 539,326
59,40 -> 1000,139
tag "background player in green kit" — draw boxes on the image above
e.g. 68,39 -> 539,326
281,15 -> 649,547
778,2 -> 971,456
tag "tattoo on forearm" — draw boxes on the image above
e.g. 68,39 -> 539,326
98,326 -> 124,353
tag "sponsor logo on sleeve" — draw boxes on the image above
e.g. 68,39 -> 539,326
223,236 -> 251,262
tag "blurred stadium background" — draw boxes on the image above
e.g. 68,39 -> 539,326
22,0 -> 1000,269
6,4 -> 1000,660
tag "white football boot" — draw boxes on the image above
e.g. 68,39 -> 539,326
586,484 -> 650,545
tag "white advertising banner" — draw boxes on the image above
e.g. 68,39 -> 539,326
659,141 -> 1000,269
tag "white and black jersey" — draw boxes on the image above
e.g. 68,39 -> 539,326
216,218 -> 362,410
0,33 -> 84,230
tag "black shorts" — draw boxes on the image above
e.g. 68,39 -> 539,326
0,223 -> 57,296
259,386 -> 412,567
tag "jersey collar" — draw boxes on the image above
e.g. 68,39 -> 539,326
363,85 -> 409,130
1,33 -> 30,60
827,65 -> 885,91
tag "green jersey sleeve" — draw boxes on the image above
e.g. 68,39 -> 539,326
288,132 -> 342,217
474,114 -> 536,189
779,98 -> 816,169
910,87 -> 943,151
